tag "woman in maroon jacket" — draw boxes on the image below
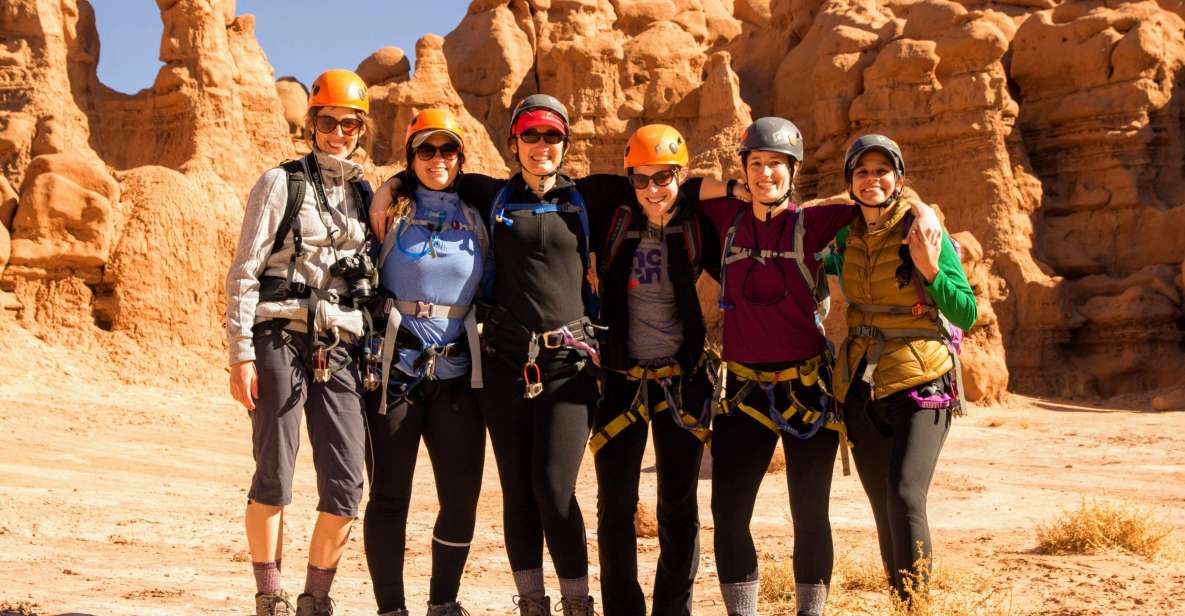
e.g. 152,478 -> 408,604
696,117 -> 940,616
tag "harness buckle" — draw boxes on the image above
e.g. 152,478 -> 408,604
542,330 -> 566,349
522,361 -> 543,399
415,300 -> 434,319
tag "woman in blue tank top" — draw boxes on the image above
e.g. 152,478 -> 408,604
363,109 -> 487,616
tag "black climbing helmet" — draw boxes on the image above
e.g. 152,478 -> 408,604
738,117 -> 804,162
510,93 -> 570,132
843,134 -> 905,185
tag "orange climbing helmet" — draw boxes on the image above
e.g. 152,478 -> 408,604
404,108 -> 465,151
623,124 -> 689,169
309,69 -> 369,114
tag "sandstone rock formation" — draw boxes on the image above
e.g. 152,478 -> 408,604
275,76 -> 309,138
2,0 -> 1182,402
0,0 -> 291,379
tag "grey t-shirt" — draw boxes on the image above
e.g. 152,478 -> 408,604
627,227 -> 684,360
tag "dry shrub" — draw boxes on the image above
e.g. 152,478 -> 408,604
757,550 -> 796,614
835,553 -> 887,591
885,557 -> 1018,616
1034,499 -> 1174,560
760,550 -> 1019,616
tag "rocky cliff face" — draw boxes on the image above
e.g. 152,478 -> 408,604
0,0 -> 291,379
2,0 -> 1182,401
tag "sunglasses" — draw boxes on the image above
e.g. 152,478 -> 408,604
628,169 -> 678,189
414,142 -> 462,161
518,130 -> 565,145
314,115 -> 364,136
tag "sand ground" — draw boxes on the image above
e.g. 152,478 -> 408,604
2,338 -> 1183,615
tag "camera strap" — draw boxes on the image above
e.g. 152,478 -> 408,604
301,153 -> 346,261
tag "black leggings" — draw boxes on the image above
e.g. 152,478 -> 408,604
844,378 -> 950,595
363,376 -> 485,611
479,350 -> 597,580
710,373 -> 838,586
593,369 -> 708,616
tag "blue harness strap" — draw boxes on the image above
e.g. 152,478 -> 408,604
486,183 -> 597,314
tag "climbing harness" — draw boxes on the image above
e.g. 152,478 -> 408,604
588,359 -> 712,454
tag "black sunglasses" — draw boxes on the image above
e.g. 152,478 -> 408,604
414,142 -> 462,161
628,169 -> 678,189
314,115 -> 364,136
518,130 -> 565,145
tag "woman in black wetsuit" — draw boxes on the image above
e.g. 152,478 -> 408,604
370,95 -> 636,616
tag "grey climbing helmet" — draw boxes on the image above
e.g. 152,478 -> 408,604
739,117 -> 804,162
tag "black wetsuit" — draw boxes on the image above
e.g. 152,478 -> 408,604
590,196 -> 720,616
455,172 -> 634,581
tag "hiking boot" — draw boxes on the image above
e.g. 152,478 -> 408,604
255,591 -> 294,616
426,602 -> 470,616
512,594 -> 550,616
295,593 -> 334,616
557,596 -> 595,616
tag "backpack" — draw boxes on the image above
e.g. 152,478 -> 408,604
599,204 -> 704,275
718,206 -> 831,333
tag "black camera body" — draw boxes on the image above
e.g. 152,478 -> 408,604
330,253 -> 376,303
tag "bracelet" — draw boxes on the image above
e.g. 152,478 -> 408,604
726,178 -> 738,199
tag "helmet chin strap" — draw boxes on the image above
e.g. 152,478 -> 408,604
517,140 -> 567,194
757,168 -> 795,223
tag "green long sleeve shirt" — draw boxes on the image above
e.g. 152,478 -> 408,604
823,226 -> 978,332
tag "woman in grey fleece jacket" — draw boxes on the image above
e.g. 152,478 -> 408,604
225,69 -> 374,616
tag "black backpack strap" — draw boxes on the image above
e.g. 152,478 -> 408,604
270,160 -> 308,298
600,204 -> 634,275
681,213 -> 701,272
351,179 -> 374,223
273,160 -> 307,257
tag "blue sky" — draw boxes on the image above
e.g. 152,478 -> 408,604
91,1 -> 471,94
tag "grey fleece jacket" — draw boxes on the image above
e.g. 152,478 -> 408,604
225,151 -> 368,366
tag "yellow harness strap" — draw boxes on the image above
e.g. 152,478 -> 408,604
588,363 -> 711,454
721,356 -> 845,436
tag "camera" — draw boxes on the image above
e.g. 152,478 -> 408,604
330,253 -> 376,303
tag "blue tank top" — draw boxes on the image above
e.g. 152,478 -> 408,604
380,187 -> 483,380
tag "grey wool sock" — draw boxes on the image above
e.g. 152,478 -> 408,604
303,564 -> 337,598
795,583 -> 828,615
558,576 -> 589,598
513,568 -> 545,600
252,561 -> 281,594
720,580 -> 758,616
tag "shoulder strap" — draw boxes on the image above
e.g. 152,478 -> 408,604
682,213 -> 702,272
717,206 -> 749,309
601,205 -> 634,274
463,204 -> 489,258
791,210 -> 815,295
272,160 -> 307,257
489,183 -> 514,230
568,187 -> 590,265
350,179 -> 374,223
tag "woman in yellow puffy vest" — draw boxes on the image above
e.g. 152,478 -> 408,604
828,135 -> 977,601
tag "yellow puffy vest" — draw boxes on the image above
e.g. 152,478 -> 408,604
833,201 -> 953,402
